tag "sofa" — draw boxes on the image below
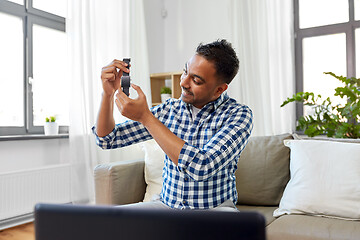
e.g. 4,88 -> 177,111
94,133 -> 360,240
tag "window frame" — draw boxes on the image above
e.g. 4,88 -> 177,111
294,0 -> 360,124
0,0 -> 67,136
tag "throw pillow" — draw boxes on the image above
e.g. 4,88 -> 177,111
273,139 -> 360,220
141,139 -> 165,202
236,133 -> 293,206
292,133 -> 360,143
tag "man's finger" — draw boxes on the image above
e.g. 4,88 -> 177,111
110,60 -> 130,74
116,89 -> 129,102
111,59 -> 131,68
131,84 -> 145,98
103,62 -> 129,76
109,59 -> 127,67
101,66 -> 116,75
102,73 -> 116,81
115,98 -> 123,113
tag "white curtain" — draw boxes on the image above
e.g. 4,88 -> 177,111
228,0 -> 295,136
67,0 -> 149,203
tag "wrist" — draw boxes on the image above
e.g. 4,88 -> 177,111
102,92 -> 114,100
140,110 -> 155,127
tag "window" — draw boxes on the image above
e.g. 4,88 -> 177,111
294,0 -> 360,121
0,0 -> 67,136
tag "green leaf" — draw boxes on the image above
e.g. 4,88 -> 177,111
282,72 -> 360,138
160,86 -> 172,94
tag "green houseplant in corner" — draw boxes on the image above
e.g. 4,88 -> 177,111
281,72 -> 360,138
160,86 -> 172,103
44,116 -> 59,135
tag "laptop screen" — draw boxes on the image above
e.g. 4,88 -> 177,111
35,203 -> 266,240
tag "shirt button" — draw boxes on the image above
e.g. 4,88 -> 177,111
184,177 -> 188,181
183,200 -> 186,204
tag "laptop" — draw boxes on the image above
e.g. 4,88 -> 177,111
34,203 -> 266,240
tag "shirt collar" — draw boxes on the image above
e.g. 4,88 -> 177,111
211,92 -> 229,110
182,92 -> 229,113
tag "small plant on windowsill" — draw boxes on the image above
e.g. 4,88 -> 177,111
160,86 -> 172,103
44,116 -> 59,135
281,72 -> 360,139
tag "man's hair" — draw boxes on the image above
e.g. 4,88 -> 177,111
196,39 -> 239,84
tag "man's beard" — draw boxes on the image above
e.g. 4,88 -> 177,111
181,87 -> 194,102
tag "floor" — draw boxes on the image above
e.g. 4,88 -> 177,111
0,223 -> 34,240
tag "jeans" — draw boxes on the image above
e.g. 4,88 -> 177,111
117,195 -> 239,212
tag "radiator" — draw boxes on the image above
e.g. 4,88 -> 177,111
0,164 -> 71,221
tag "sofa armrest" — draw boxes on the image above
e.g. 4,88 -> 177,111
94,159 -> 146,205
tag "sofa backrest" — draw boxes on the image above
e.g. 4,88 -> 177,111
235,133 -> 293,206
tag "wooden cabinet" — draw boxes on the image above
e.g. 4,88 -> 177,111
150,71 -> 182,107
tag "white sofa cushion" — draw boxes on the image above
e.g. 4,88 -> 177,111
141,139 -> 165,202
274,139 -> 360,220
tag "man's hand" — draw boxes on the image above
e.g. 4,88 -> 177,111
96,59 -> 130,137
101,59 -> 130,97
115,83 -> 152,123
116,83 -> 185,164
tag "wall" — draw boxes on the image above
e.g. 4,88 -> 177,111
143,0 -> 166,74
144,0 -> 234,73
0,138 -> 70,173
0,137 -> 71,227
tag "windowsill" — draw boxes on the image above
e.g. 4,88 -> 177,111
0,133 -> 69,141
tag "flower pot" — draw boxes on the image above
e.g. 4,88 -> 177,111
44,122 -> 59,135
161,93 -> 171,103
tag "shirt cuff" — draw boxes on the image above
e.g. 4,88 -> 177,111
91,125 -> 117,142
177,141 -> 199,173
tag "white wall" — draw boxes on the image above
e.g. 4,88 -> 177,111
0,138 -> 70,173
143,0 -> 166,74
144,0 -> 234,73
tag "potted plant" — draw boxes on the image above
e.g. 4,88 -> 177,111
160,86 -> 172,103
281,72 -> 360,138
44,116 -> 59,135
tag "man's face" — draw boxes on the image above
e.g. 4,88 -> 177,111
180,54 -> 227,109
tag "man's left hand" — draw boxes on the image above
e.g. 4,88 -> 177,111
117,83 -> 184,165
115,84 -> 151,123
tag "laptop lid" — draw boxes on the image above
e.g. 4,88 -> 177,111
35,203 -> 266,240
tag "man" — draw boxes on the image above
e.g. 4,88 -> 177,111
93,39 -> 253,211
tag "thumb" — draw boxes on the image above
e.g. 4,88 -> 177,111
132,84 -> 145,98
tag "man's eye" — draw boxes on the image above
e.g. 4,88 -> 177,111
193,78 -> 201,85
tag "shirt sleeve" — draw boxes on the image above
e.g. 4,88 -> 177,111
177,106 -> 253,181
92,101 -> 169,149
92,120 -> 152,149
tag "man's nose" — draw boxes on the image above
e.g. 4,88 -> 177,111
180,74 -> 190,89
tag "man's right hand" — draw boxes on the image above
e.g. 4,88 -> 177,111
96,59 -> 130,137
101,59 -> 130,96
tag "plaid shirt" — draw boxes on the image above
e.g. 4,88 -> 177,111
93,93 -> 253,209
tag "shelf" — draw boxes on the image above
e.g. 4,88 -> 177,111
150,71 -> 182,106
151,102 -> 162,107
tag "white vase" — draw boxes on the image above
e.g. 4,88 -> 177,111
161,94 -> 171,103
44,122 -> 59,135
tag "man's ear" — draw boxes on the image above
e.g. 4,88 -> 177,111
215,83 -> 228,97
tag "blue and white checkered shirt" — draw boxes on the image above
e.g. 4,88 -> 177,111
92,92 -> 253,209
